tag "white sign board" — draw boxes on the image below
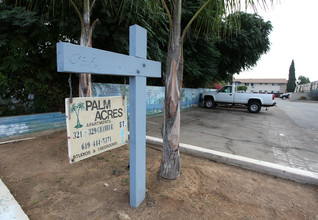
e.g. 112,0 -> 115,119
65,96 -> 128,163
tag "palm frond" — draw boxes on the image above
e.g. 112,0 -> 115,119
77,102 -> 85,111
185,0 -> 275,41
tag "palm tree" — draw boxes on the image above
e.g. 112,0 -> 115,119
66,0 -> 99,97
71,102 -> 85,128
158,0 -> 274,180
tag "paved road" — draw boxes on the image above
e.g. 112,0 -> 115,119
146,100 -> 318,173
277,99 -> 318,131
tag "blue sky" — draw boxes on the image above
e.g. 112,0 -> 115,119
234,0 -> 318,82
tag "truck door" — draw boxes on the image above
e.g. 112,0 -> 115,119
215,86 -> 234,103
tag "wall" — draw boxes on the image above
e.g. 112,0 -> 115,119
92,83 -> 203,116
296,81 -> 318,93
280,84 -> 287,93
0,112 -> 66,139
290,92 -> 312,101
0,83 -> 203,139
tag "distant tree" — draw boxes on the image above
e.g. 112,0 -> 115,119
298,75 -> 310,84
287,60 -> 296,92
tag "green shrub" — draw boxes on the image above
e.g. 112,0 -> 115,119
237,85 -> 247,92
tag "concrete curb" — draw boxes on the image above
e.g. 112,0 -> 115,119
0,179 -> 29,220
146,136 -> 318,185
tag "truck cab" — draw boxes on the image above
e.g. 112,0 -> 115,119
215,86 -> 234,103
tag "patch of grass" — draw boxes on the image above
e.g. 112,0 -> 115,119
57,177 -> 64,183
121,177 -> 128,184
97,156 -> 104,160
120,163 -> 128,168
34,200 -> 39,205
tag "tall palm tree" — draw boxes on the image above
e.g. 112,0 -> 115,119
158,0 -> 274,180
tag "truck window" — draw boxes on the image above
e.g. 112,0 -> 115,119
219,86 -> 232,93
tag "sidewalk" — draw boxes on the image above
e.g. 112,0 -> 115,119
0,179 -> 29,220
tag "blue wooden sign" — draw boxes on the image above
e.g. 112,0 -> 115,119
56,40 -> 160,78
56,24 -> 161,208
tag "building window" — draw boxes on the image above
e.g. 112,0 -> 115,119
251,83 -> 254,86
265,83 -> 268,85
260,83 -> 263,85
245,83 -> 249,86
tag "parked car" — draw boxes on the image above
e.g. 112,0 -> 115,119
280,93 -> 290,100
200,85 -> 276,113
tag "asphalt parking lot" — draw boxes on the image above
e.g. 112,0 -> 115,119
146,99 -> 318,173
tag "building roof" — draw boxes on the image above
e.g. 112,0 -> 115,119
234,78 -> 287,84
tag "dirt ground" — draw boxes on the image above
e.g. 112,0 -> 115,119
0,130 -> 317,220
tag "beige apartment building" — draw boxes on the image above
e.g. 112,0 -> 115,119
233,78 -> 287,93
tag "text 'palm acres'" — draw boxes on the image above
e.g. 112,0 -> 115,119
86,100 -> 124,121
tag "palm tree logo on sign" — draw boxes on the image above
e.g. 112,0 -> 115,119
71,102 -> 85,129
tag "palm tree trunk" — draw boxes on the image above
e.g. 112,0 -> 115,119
159,0 -> 183,180
79,0 -> 92,97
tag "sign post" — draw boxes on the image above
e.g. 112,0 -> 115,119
129,25 -> 147,208
56,24 -> 161,208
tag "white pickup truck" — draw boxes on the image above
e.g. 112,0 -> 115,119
200,85 -> 276,113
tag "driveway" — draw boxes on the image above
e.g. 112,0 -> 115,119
146,99 -> 318,173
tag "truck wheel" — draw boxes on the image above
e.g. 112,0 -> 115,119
248,102 -> 261,113
205,98 -> 216,109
